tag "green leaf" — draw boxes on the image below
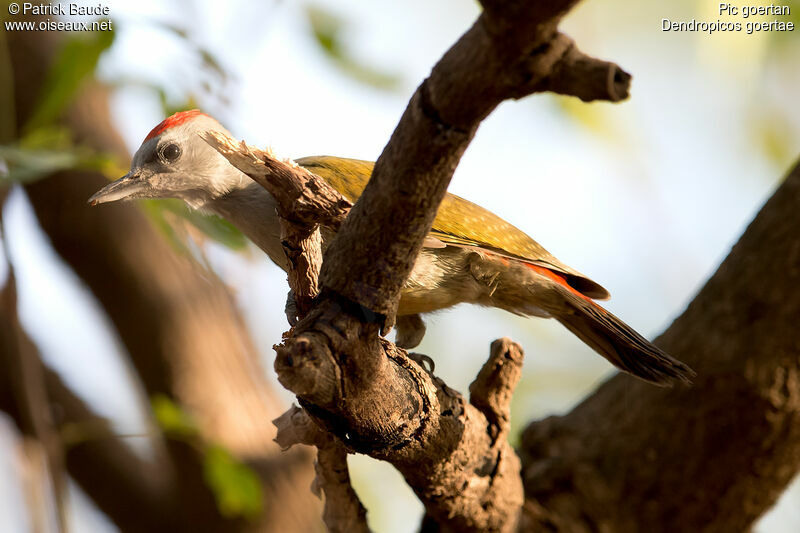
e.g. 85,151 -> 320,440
24,27 -> 115,132
753,113 -> 797,170
144,198 -> 248,251
305,4 -> 401,90
151,394 -> 198,438
140,199 -> 189,255
0,127 -> 117,184
306,4 -> 343,54
203,445 -> 263,520
177,208 -> 248,251
0,143 -> 81,183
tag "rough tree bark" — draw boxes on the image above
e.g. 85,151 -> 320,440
5,1 -> 796,532
519,159 -> 800,532
286,1 -> 633,531
205,133 -> 528,532
208,1 -> 799,531
199,0 -> 633,529
4,17 -> 322,533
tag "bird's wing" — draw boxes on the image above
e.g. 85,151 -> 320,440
296,155 -> 610,300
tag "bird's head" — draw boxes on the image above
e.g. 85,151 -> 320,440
89,110 -> 249,209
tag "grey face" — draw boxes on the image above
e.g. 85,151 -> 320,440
88,137 -> 184,205
88,115 -> 248,210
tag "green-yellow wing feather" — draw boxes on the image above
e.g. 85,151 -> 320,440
296,155 -> 609,300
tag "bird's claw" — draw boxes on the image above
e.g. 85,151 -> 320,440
395,314 -> 426,349
407,352 -> 435,374
285,289 -> 299,326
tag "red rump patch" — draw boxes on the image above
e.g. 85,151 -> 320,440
523,262 -> 597,304
484,250 -> 592,300
522,262 -> 606,304
143,109 -> 207,142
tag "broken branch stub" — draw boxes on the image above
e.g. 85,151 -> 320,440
201,131 -> 351,230
273,406 -> 370,533
275,307 -> 526,531
202,131 -> 350,315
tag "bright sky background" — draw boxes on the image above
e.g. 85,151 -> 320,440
2,0 -> 799,531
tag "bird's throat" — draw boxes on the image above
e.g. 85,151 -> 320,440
206,183 -> 288,269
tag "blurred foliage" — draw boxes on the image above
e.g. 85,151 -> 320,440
24,28 -> 115,133
772,0 -> 800,45
158,94 -> 201,121
553,0 -> 800,175
553,95 -> 623,141
154,22 -> 229,84
0,126 -> 120,184
0,17 -> 247,253
148,21 -> 232,109
753,111 -> 797,169
151,393 -> 199,438
0,23 -> 15,143
304,3 -> 401,90
1,29 -> 118,185
152,395 -> 264,520
142,198 -> 248,254
0,11 -> 248,255
203,445 -> 264,520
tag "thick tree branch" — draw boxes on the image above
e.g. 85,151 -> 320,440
278,322 -> 525,531
519,158 -> 800,531
206,1 -> 625,529
206,134 -> 527,529
319,8 -> 630,322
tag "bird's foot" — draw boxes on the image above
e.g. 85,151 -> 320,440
285,289 -> 299,326
395,314 -> 426,349
407,352 -> 436,374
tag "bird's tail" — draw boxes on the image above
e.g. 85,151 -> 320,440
554,293 -> 695,387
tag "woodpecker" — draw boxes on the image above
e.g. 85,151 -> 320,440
89,110 -> 694,386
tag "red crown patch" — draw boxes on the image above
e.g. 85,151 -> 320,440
143,109 -> 208,142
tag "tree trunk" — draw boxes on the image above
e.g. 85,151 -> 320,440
520,160 -> 800,532
5,19 -> 322,533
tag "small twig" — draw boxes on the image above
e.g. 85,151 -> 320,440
315,444 -> 370,533
274,406 -> 370,533
282,224 -> 323,317
534,34 -> 631,102
469,338 -> 525,441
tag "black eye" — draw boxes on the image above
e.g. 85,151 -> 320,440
161,143 -> 181,163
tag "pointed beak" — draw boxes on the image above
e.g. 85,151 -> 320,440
88,172 -> 147,206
